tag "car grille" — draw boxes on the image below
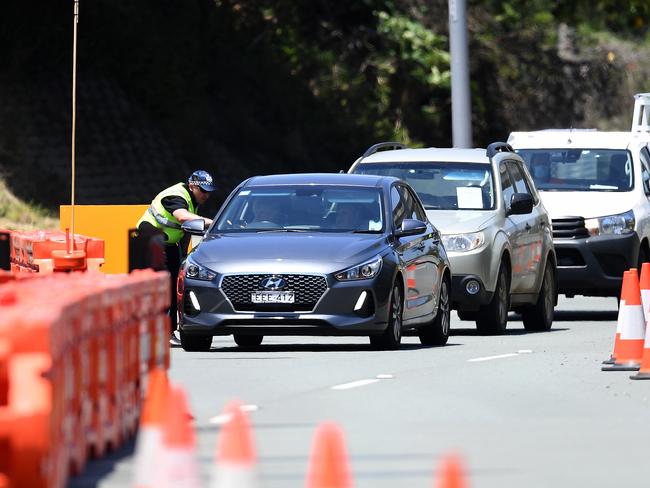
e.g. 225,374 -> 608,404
221,274 -> 328,312
551,217 -> 589,239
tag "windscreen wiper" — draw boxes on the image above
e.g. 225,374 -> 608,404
255,229 -> 308,233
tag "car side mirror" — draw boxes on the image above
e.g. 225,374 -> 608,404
181,219 -> 207,236
508,193 -> 534,216
395,219 -> 427,237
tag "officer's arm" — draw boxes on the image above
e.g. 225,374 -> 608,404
172,209 -> 213,226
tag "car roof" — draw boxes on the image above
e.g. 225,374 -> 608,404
244,173 -> 396,188
508,129 -> 650,150
359,147 -> 490,164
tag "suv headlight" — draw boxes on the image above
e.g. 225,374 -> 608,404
585,210 -> 635,236
185,259 -> 217,281
441,231 -> 485,252
335,256 -> 383,281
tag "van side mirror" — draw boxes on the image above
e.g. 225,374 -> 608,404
508,193 -> 534,216
181,219 -> 207,236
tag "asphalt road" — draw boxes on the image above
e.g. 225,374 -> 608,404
69,296 -> 650,488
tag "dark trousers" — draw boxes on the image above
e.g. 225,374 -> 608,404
137,222 -> 186,333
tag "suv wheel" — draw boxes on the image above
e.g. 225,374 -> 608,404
476,263 -> 510,335
180,331 -> 213,352
370,282 -> 403,350
419,276 -> 450,346
233,334 -> 264,348
521,261 -> 556,331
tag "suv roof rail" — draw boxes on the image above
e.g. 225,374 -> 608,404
361,141 -> 406,158
486,141 -> 514,158
632,93 -> 650,133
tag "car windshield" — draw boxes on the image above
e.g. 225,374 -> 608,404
516,149 -> 633,192
353,162 -> 494,210
214,185 -> 384,233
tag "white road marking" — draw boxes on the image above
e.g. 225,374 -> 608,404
518,349 -> 533,354
376,374 -> 394,379
468,353 -> 520,362
331,379 -> 381,390
208,404 -> 259,424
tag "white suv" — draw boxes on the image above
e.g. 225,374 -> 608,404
508,93 -> 650,298
349,142 -> 557,334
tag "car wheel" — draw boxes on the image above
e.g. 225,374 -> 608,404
370,282 -> 403,350
476,263 -> 510,335
418,275 -> 450,346
521,261 -> 556,332
233,334 -> 264,348
180,331 -> 213,352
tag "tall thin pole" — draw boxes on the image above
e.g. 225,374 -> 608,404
70,0 -> 79,253
448,0 -> 473,147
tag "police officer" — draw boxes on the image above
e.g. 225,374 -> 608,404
137,170 -> 216,346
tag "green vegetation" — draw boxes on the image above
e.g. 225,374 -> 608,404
0,178 -> 58,230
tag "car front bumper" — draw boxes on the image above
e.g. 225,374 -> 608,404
447,245 -> 494,309
179,274 -> 392,336
554,232 -> 640,297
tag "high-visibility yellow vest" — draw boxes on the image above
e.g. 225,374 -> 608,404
137,183 -> 196,244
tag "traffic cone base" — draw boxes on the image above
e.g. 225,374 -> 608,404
630,371 -> 650,380
133,428 -> 163,488
210,465 -> 259,488
602,362 -> 640,371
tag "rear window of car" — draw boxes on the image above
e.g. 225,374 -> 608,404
516,149 -> 634,192
352,162 -> 495,210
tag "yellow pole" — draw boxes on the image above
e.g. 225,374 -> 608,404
70,0 -> 79,253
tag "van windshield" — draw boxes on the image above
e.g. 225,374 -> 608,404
515,149 -> 633,192
352,162 -> 494,210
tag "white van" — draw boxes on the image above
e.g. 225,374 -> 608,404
508,93 -> 650,298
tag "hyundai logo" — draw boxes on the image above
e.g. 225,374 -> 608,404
260,276 -> 286,290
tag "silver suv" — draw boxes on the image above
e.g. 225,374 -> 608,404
349,142 -> 557,333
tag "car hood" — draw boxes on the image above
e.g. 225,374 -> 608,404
425,209 -> 497,234
191,232 -> 388,274
539,191 -> 636,219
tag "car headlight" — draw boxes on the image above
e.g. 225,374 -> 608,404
585,210 -> 635,236
335,256 -> 383,281
441,231 -> 485,252
185,260 -> 217,281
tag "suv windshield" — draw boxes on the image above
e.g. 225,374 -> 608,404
353,162 -> 494,210
214,185 -> 384,233
516,149 -> 633,192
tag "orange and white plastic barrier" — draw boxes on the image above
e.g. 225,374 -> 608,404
0,269 -> 170,488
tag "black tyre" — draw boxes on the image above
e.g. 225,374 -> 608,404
521,262 -> 556,331
476,263 -> 510,335
180,331 -> 213,352
637,245 -> 649,275
419,275 -> 451,346
457,310 -> 478,321
370,282 -> 403,350
233,334 -> 264,348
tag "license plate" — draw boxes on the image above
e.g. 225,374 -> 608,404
251,291 -> 295,304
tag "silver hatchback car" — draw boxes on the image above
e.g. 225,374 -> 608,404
350,142 -> 557,334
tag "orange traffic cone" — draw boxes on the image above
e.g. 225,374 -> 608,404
631,264 -> 650,379
305,422 -> 352,488
157,385 -> 202,488
434,452 -> 468,488
210,400 -> 259,488
640,263 -> 650,320
133,368 -> 168,488
603,269 -> 645,371
603,270 -> 631,365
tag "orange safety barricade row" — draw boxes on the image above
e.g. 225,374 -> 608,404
8,229 -> 104,273
0,269 -> 170,488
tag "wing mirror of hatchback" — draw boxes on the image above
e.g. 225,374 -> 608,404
508,193 -> 534,216
181,219 -> 207,236
395,219 -> 428,237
